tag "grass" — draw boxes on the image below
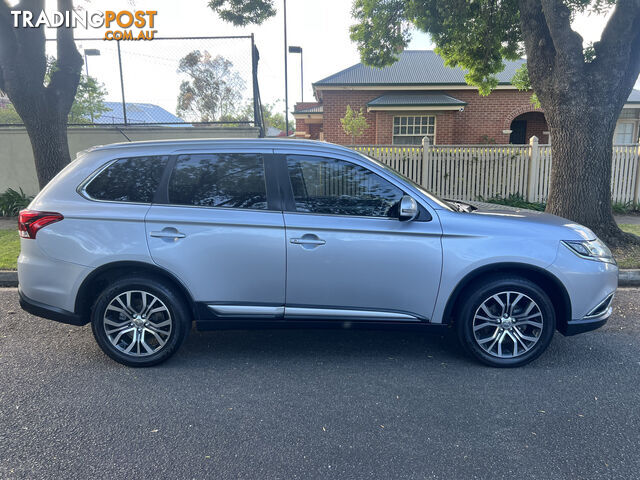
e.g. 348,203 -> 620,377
616,224 -> 640,269
0,229 -> 19,270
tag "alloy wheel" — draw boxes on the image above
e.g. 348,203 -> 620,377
472,291 -> 544,359
103,290 -> 173,357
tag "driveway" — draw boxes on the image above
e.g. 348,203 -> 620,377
1,287 -> 639,479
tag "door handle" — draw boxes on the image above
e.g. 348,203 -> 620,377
150,228 -> 186,239
290,234 -> 326,247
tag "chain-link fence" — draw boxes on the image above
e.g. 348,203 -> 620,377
0,36 -> 264,134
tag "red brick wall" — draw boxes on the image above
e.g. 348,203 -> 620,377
293,117 -> 323,139
520,112 -> 549,143
319,89 -> 546,145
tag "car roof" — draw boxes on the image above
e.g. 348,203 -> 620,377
90,138 -> 357,156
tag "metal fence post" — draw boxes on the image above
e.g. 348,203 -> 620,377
421,136 -> 431,189
527,135 -> 540,202
116,40 -> 127,126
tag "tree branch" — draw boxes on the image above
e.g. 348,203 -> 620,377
539,0 -> 585,73
47,0 -> 82,115
517,0 -> 555,97
0,1 -> 19,85
590,0 -> 640,106
14,0 -> 47,90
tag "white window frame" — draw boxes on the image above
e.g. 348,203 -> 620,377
614,120 -> 638,145
392,115 -> 436,145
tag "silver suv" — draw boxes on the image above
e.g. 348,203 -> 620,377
18,139 -> 617,367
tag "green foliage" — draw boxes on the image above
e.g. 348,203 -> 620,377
177,50 -> 246,122
349,0 -> 410,68
0,188 -> 33,217
480,194 -> 546,212
68,74 -> 109,124
341,105 -> 369,144
351,0 -> 522,95
511,64 -> 540,108
219,100 -> 293,132
479,135 -> 496,145
612,201 -> 640,214
208,0 -> 275,26
0,104 -> 22,124
1,58 -> 108,124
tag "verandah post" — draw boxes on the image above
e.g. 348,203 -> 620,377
526,136 -> 540,202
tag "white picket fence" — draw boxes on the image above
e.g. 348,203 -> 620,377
352,139 -> 640,204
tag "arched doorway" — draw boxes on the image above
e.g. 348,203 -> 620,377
509,112 -> 548,144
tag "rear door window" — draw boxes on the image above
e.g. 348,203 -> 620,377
167,153 -> 268,210
84,156 -> 169,203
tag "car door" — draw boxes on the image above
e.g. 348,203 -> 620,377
277,150 -> 443,321
145,149 -> 286,318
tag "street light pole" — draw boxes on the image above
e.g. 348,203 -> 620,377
83,48 -> 100,77
283,0 -> 289,136
82,48 -> 101,123
288,46 -> 303,102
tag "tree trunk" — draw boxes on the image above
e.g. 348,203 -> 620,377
543,110 -> 628,245
23,113 -> 72,188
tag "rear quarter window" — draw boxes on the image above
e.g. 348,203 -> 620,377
83,156 -> 169,203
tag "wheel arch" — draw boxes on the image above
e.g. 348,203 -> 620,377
74,261 -> 197,320
442,262 -> 571,331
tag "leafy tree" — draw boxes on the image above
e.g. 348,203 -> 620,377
177,50 -> 246,122
220,100 -> 293,133
0,0 -> 83,189
341,105 -> 369,144
0,70 -> 107,125
209,0 -> 640,245
0,104 -> 22,124
68,74 -> 109,124
208,0 -> 275,26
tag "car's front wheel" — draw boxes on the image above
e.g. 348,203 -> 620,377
456,276 -> 556,367
91,275 -> 191,367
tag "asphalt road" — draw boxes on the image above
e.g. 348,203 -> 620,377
1,288 -> 640,480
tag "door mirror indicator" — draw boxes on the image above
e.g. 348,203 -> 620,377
399,195 -> 419,221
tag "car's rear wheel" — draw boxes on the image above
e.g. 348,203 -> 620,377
456,276 -> 556,367
91,276 -> 191,367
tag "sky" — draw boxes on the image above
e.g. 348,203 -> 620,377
37,0 -> 640,118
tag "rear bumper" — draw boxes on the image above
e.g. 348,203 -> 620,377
19,288 -> 88,326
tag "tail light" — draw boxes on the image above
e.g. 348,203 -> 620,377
18,210 -> 63,239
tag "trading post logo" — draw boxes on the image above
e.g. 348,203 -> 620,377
11,10 -> 158,41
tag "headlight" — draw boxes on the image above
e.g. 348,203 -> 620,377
562,239 -> 616,264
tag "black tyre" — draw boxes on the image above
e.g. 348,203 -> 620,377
456,276 -> 556,367
90,275 -> 191,367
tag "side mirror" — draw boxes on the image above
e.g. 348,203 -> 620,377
399,195 -> 419,221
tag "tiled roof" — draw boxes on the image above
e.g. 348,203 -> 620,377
314,50 -> 526,86
98,102 -> 184,125
367,92 -> 466,107
294,105 -> 323,114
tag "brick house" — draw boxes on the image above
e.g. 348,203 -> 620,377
293,50 -> 640,146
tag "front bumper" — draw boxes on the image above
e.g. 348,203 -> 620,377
561,308 -> 611,336
19,288 -> 87,326
559,293 -> 614,336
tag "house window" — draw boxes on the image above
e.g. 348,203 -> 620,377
393,116 -> 435,145
614,122 -> 637,144
619,109 -> 638,119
